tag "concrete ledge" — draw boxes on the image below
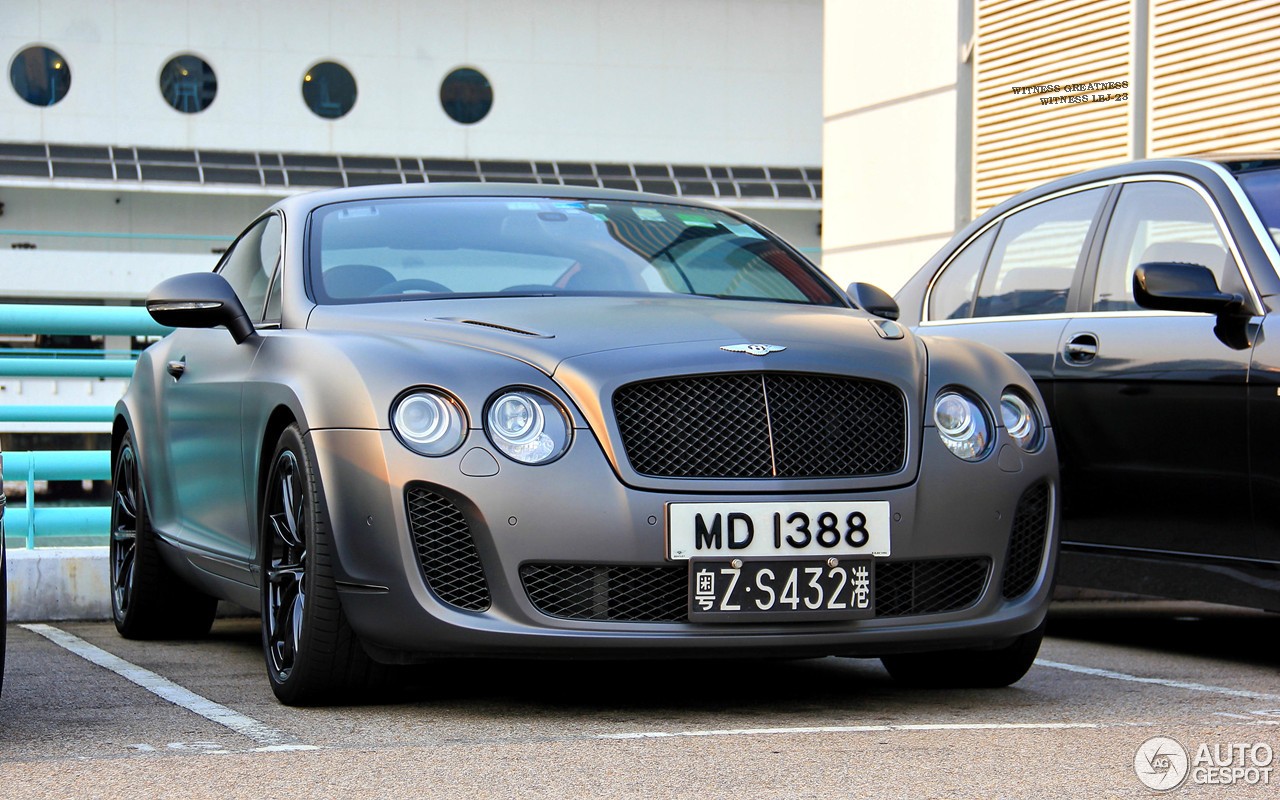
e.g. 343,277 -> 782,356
6,546 -> 110,622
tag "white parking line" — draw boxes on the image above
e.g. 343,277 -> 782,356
1035,658 -> 1280,702
20,623 -> 315,751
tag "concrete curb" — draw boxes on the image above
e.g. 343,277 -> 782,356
6,546 -> 110,622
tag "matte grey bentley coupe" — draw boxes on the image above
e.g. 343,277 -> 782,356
112,184 -> 1060,704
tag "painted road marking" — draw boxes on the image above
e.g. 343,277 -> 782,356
594,719 -> 1280,741
20,623 -> 316,751
1035,658 -> 1280,702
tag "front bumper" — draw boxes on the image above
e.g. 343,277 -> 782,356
308,426 -> 1059,662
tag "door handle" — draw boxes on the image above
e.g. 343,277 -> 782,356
1063,333 -> 1098,365
166,357 -> 186,379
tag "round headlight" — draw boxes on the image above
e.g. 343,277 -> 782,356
1000,390 -> 1042,452
485,389 -> 571,465
391,390 -> 467,456
933,391 -> 991,461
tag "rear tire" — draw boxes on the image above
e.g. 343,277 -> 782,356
260,424 -> 384,705
110,430 -> 217,639
880,619 -> 1045,688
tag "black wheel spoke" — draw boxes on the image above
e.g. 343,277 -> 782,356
264,447 -> 309,680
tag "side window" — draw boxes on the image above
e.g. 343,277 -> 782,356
1093,182 -> 1238,312
972,188 -> 1105,318
928,227 -> 996,320
217,214 -> 282,321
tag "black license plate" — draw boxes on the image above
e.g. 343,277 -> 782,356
687,558 -> 874,622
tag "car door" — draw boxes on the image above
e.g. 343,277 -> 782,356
1052,179 -> 1257,559
917,187 -> 1110,414
157,214 -> 282,564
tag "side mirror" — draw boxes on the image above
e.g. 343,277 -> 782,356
1132,262 -> 1245,316
846,282 -> 900,320
146,272 -> 256,344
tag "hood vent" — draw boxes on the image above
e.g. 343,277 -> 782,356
431,317 -> 554,338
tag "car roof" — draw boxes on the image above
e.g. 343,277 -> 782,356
271,181 -> 737,217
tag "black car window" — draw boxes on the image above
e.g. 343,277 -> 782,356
928,227 -> 996,320
217,214 -> 282,320
972,188 -> 1105,318
1093,181 -> 1237,312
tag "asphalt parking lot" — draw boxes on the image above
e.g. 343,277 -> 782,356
1,600 -> 1278,799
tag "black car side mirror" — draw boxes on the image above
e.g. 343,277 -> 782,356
146,272 -> 257,344
1132,261 -> 1245,316
1133,261 -> 1251,350
846,282 -> 900,320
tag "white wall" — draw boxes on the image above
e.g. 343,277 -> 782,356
1,0 -> 822,166
821,0 -> 959,293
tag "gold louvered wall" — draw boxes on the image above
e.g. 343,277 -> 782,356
973,0 -> 1133,214
1149,0 -> 1280,156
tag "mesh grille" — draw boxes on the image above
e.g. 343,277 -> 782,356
613,373 -> 907,479
1002,482 -> 1051,599
520,558 -> 990,622
406,486 -> 491,612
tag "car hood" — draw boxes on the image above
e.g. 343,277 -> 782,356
305,295 -> 918,378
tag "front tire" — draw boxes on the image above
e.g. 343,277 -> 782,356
110,430 -> 217,639
880,619 -> 1046,688
260,424 -> 382,705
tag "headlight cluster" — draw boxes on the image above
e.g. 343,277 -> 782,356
390,387 -> 572,465
933,387 -> 1043,461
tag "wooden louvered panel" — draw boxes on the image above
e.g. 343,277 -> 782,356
1150,0 -> 1280,156
974,0 -> 1133,214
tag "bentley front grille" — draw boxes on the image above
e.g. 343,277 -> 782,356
1001,481 -> 1052,600
612,372 -> 907,479
519,558 -> 990,623
405,485 -> 491,612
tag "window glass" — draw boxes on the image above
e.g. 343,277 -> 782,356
217,215 -> 281,320
440,67 -> 492,124
10,45 -> 71,106
928,227 -> 995,320
973,188 -> 1104,318
302,61 -> 356,119
309,197 -> 842,307
159,54 -> 216,113
1094,182 -> 1237,312
1237,167 -> 1280,248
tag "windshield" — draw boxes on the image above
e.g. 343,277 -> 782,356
1235,167 -> 1280,248
307,196 -> 842,306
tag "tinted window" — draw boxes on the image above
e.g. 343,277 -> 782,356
1235,167 -> 1280,248
1094,181 -> 1235,312
440,68 -> 493,124
309,197 -> 842,306
159,54 -> 216,113
928,227 -> 995,320
302,61 -> 357,119
217,215 -> 282,319
973,188 -> 1104,318
10,45 -> 70,106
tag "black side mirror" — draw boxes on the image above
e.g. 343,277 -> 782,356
1133,261 -> 1252,350
846,282 -> 900,320
146,272 -> 256,344
1132,262 -> 1245,316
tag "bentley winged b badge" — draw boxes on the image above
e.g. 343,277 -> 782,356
720,343 -> 787,356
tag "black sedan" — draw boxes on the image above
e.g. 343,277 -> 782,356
896,155 -> 1280,610
114,183 -> 1059,704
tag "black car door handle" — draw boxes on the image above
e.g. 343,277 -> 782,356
166,358 -> 186,378
1064,333 -> 1098,365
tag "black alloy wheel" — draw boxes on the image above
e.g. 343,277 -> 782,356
110,431 -> 217,639
260,424 -> 383,705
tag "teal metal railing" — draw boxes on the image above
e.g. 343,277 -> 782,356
1,303 -> 171,547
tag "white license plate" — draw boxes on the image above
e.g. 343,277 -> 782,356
667,501 -> 890,560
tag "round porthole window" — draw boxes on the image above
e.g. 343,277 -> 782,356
302,61 -> 357,119
440,67 -> 492,124
10,45 -> 71,106
159,54 -> 217,113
